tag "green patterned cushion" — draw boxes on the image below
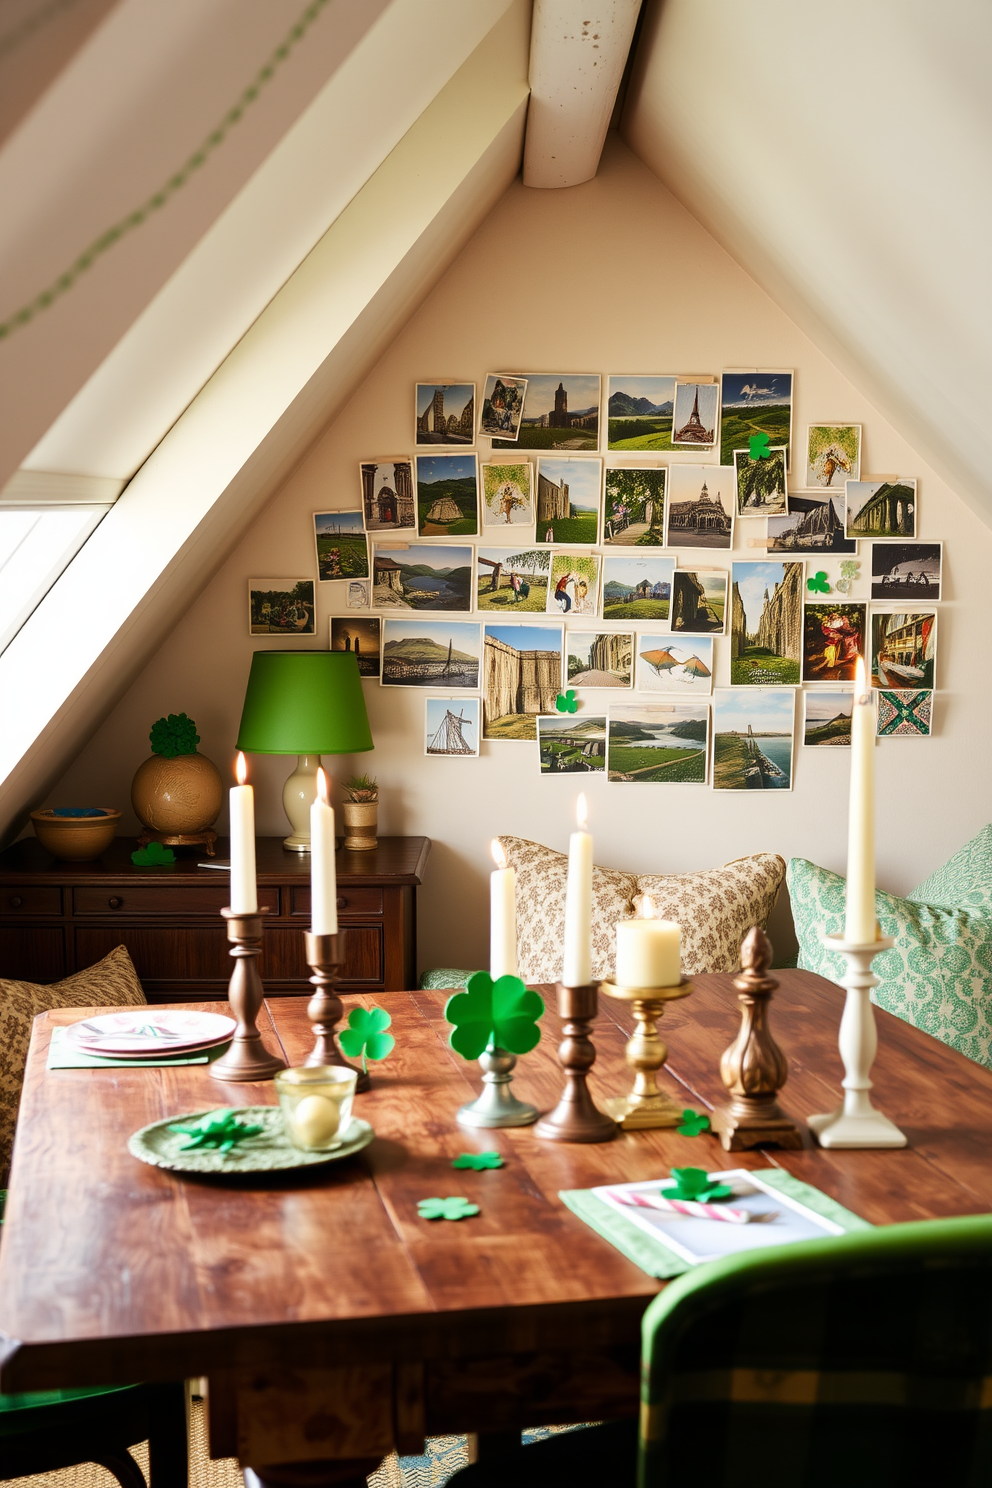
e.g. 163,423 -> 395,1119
787,857 -> 992,1068
419,968 -> 473,990
909,825 -> 992,911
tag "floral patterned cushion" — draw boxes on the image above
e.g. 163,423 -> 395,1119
497,836 -> 785,984
909,825 -> 992,912
0,945 -> 145,1180
787,856 -> 992,1068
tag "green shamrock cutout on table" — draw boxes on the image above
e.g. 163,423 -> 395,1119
418,1196 -> 480,1221
444,972 -> 545,1060
835,559 -> 861,595
667,1166 -> 733,1203
339,1006 -> 395,1073
556,689 -> 579,714
131,841 -> 176,866
452,1151 -> 503,1170
748,433 -> 771,460
168,1110 -> 264,1154
676,1110 -> 711,1137
806,571 -> 831,595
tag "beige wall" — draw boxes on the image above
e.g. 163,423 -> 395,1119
49,137 -> 992,974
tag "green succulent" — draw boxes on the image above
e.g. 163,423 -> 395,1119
149,713 -> 200,758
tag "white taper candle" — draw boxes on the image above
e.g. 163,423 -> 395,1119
229,752 -> 258,915
562,793 -> 593,986
490,839 -> 517,979
310,768 -> 338,936
845,656 -> 877,944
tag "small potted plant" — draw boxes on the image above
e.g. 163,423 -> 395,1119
130,712 -> 223,850
341,775 -> 378,851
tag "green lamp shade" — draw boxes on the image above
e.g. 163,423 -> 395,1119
236,651 -> 374,755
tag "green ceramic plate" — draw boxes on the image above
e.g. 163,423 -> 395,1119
128,1107 -> 374,1174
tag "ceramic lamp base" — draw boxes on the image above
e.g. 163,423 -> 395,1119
282,754 -> 323,852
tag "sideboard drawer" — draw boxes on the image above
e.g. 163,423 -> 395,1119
0,886 -> 61,916
73,885 -> 279,916
290,885 -> 384,917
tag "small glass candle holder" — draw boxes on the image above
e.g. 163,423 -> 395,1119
274,1065 -> 357,1151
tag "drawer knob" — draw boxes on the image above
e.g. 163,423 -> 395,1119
9,895 -> 22,908
336,896 -> 347,909
108,896 -> 124,909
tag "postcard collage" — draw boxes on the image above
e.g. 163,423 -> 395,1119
249,372 -> 943,789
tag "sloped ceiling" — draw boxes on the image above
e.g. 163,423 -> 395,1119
622,0 -> 992,529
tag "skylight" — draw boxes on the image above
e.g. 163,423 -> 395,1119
0,506 -> 109,657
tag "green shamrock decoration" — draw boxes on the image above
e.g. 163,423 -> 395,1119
667,1166 -> 733,1203
418,1196 -> 480,1221
339,1006 -> 395,1072
806,570 -> 831,595
835,559 -> 861,595
149,712 -> 200,758
445,972 -> 545,1060
168,1110 -> 264,1154
131,841 -> 176,866
556,689 -> 578,714
748,433 -> 771,460
676,1110 -> 711,1137
452,1151 -> 503,1170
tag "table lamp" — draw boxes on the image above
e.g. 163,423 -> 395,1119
236,650 -> 373,851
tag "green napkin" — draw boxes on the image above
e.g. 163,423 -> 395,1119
47,1025 -> 224,1070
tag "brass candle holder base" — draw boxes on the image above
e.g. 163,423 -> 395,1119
535,982 -> 616,1144
303,929 -> 369,1092
599,977 -> 695,1130
211,907 -> 288,1083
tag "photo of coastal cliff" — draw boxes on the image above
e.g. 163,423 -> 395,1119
712,689 -> 795,790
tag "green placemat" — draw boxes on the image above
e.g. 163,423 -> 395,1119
47,1025 -> 223,1070
559,1168 -> 873,1280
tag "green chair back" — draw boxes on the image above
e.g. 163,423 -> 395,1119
639,1214 -> 992,1488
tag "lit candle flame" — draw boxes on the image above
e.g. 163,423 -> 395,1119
576,792 -> 588,831
639,893 -> 657,920
854,654 -> 870,704
235,751 -> 248,786
491,839 -> 507,870
316,767 -> 329,805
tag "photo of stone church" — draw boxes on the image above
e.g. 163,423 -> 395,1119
359,459 -> 417,532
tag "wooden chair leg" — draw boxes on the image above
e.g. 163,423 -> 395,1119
146,1380 -> 190,1488
93,1450 -> 148,1488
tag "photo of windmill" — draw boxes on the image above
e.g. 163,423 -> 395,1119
537,716 -> 607,774
607,375 -> 675,450
719,371 -> 793,468
424,697 -> 480,757
713,690 -> 795,790
313,510 -> 368,581
607,704 -> 709,784
636,636 -> 713,694
730,561 -> 803,685
380,620 -> 480,688
415,454 -> 479,536
372,544 -> 473,612
476,548 -> 549,612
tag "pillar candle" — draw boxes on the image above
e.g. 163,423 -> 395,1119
229,752 -> 258,915
562,793 -> 593,986
310,768 -> 338,936
615,897 -> 681,987
490,840 -> 517,979
845,656 -> 877,944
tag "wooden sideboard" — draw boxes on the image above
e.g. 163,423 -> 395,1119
0,836 -> 430,1001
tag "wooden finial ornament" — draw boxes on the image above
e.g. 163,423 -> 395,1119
710,927 -> 803,1151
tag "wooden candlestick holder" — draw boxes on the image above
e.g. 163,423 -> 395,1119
535,982 -> 617,1144
710,927 -> 803,1151
599,977 -> 695,1130
211,907 -> 287,1082
302,929 -> 369,1091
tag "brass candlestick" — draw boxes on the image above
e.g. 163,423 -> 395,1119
711,927 -> 803,1151
303,929 -> 369,1091
599,977 -> 695,1129
211,907 -> 287,1082
535,982 -> 616,1143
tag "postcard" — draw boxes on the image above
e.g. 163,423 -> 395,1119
712,689 -> 795,790
766,492 -> 855,554
733,446 -> 788,516
546,551 -> 601,618
803,689 -> 853,746
636,635 -> 713,694
806,424 -> 861,489
359,459 -> 417,533
347,580 -> 369,609
665,464 -> 735,549
607,702 -> 709,784
313,510 -> 368,582
869,541 -> 941,601
538,715 -> 606,774
720,370 -> 793,469
476,547 -> 549,613
602,554 -> 675,621
845,478 -> 917,540
730,561 -> 803,685
415,382 -> 475,446
606,375 -> 676,451
671,569 -> 728,635
876,690 -> 933,738
479,375 -> 527,441
481,461 -> 533,526
671,380 -> 719,448
566,631 -> 633,689
870,611 -> 936,690
802,602 -> 866,683
493,373 -> 601,452
424,696 -> 481,757
330,615 -> 380,678
603,466 -> 667,545
371,543 -> 473,612
415,453 -> 479,537
380,619 -> 481,688
248,579 -> 314,636
482,623 -> 564,741
535,456 -> 601,543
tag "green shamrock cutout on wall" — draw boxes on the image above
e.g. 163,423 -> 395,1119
418,1196 -> 480,1221
131,841 -> 176,866
452,1151 -> 503,1170
835,559 -> 861,595
676,1110 -> 711,1137
667,1166 -> 733,1203
748,433 -> 771,460
806,571 -> 831,595
556,689 -> 578,714
444,972 -> 545,1060
168,1110 -> 264,1154
339,1006 -> 395,1072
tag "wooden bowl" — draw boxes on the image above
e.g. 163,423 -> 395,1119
31,809 -> 121,861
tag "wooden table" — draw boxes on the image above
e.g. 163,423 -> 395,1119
2,971 -> 991,1487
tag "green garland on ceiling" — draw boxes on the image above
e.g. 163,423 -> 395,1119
0,0 -> 331,342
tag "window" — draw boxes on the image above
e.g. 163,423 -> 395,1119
0,506 -> 109,656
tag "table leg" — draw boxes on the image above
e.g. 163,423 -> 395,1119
244,1460 -> 383,1488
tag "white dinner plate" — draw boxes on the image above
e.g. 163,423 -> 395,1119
65,1009 -> 237,1057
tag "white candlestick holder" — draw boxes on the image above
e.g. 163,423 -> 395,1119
807,933 -> 907,1149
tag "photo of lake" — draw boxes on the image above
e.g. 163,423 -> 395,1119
607,705 -> 709,784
